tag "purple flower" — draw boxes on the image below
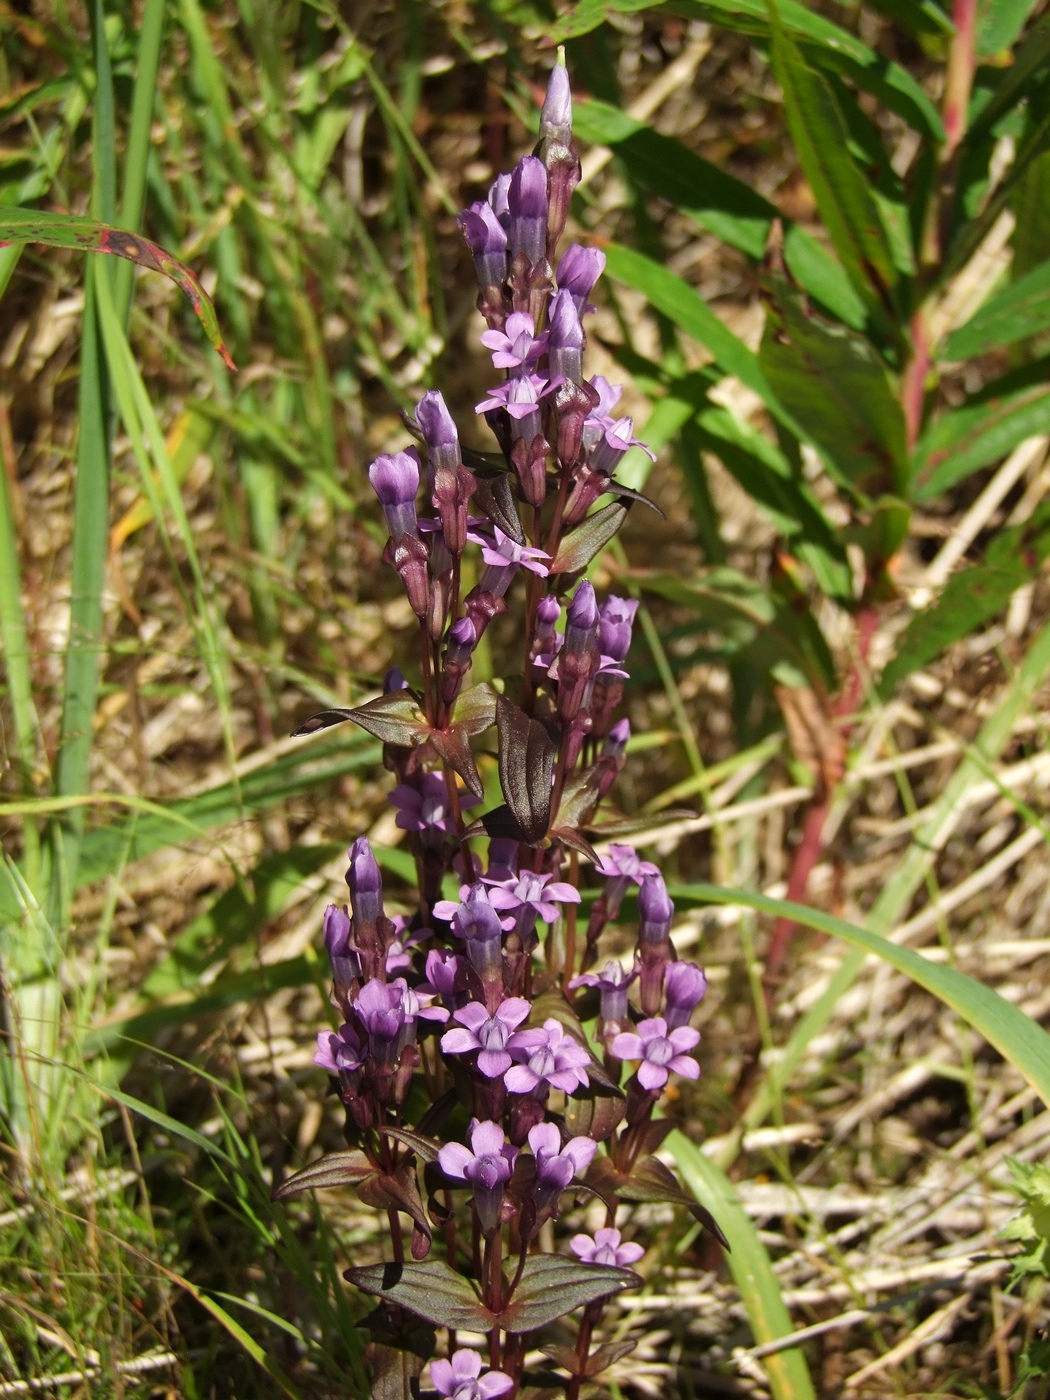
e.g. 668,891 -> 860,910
508,155 -> 548,264
354,977 -> 405,1055
603,718 -> 631,762
569,958 -> 637,1026
664,960 -> 708,1029
384,916 -> 427,975
322,903 -> 358,988
557,244 -> 606,314
480,311 -> 548,372
589,414 -> 656,476
458,200 -> 508,288
611,1016 -> 700,1091
570,1227 -> 644,1268
598,596 -> 639,675
431,1348 -> 513,1400
528,1121 -> 597,1194
415,390 -> 461,475
437,1120 -> 519,1235
505,1018 -> 590,1095
440,885 -> 504,975
441,997 -> 531,1078
424,947 -> 464,1007
548,287 -> 584,384
393,976 -> 449,1025
484,871 -> 581,931
466,524 -> 550,598
313,1022 -> 364,1076
596,843 -> 659,886
346,837 -> 383,927
368,449 -> 421,540
540,61 -> 573,145
389,771 -> 478,839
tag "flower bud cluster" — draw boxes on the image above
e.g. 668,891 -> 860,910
291,57 -> 716,1396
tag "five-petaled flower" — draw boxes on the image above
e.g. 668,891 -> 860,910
441,998 -> 531,1077
611,1017 -> 701,1091
430,1348 -> 513,1400
506,1017 -> 590,1095
570,1227 -> 644,1269
484,871 -> 581,930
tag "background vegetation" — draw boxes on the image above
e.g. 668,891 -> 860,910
3,0 -> 1050,1395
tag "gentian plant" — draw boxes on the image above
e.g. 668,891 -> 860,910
275,55 -> 722,1398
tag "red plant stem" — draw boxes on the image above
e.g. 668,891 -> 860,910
764,605 -> 878,985
901,306 -> 930,454
944,0 -> 978,157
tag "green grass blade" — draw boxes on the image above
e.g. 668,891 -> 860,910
672,883 -> 1050,1109
114,0 -> 165,320
669,1132 -> 817,1400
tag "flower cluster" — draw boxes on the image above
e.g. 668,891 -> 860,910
282,56 -> 718,1399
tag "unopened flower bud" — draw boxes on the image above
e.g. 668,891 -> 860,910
548,288 -> 584,384
416,390 -> 461,479
369,449 -> 420,540
459,201 -> 508,290
557,244 -> 605,314
664,960 -> 708,1029
508,156 -> 549,266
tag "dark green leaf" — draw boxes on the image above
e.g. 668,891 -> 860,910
760,281 -> 908,497
943,257 -> 1050,360
767,1 -> 899,316
378,1126 -> 442,1164
358,1165 -> 433,1260
967,12 -> 1050,145
914,382 -> 1050,499
496,696 -> 556,845
499,1255 -> 640,1332
473,472 -> 524,544
346,1260 -> 492,1332
271,1151 -> 373,1201
1011,149 -> 1050,281
544,0 -> 660,40
551,501 -> 628,574
615,1153 -> 729,1247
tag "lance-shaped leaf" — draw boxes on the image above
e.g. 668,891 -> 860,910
943,257 -> 1050,361
496,696 -> 557,845
346,1260 -> 493,1332
293,691 -> 430,746
0,205 -> 235,368
759,281 -> 908,499
271,1150 -> 373,1201
550,502 -> 628,575
358,1164 -> 433,1261
549,826 -> 601,864
913,379 -> 1050,499
427,725 -> 484,799
563,1090 -> 626,1144
542,1339 -> 638,1378
767,2 -> 901,316
497,1255 -> 640,1332
378,1125 -> 442,1164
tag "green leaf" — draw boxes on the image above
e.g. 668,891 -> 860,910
496,695 -> 557,845
602,244 -> 797,434
943,257 -> 1050,360
499,1255 -> 640,1332
449,682 -> 499,736
767,1 -> 900,317
879,503 -> 1050,693
914,381 -> 1050,499
1011,149 -> 1050,280
669,1134 -> 818,1400
544,0 -> 661,41
550,502 -> 628,574
670,883 -> 1050,1111
0,206 -> 235,367
978,0 -> 1040,55
760,280 -> 908,498
293,691 -> 430,746
345,1260 -> 492,1332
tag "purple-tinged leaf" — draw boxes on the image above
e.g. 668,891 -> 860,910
554,762 -> 610,833
474,472 -> 526,544
498,1255 -> 640,1331
613,1153 -> 729,1248
496,696 -> 556,845
0,206 -> 236,367
550,502 -> 628,574
378,1126 -> 442,1164
294,692 -> 429,746
550,825 -> 601,865
462,803 -> 529,844
346,1260 -> 494,1331
361,1305 -> 434,1400
541,1339 -> 637,1378
428,725 -> 484,798
449,682 -> 499,736
271,1150 -> 373,1201
358,1165 -> 433,1260
564,1090 -> 626,1144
